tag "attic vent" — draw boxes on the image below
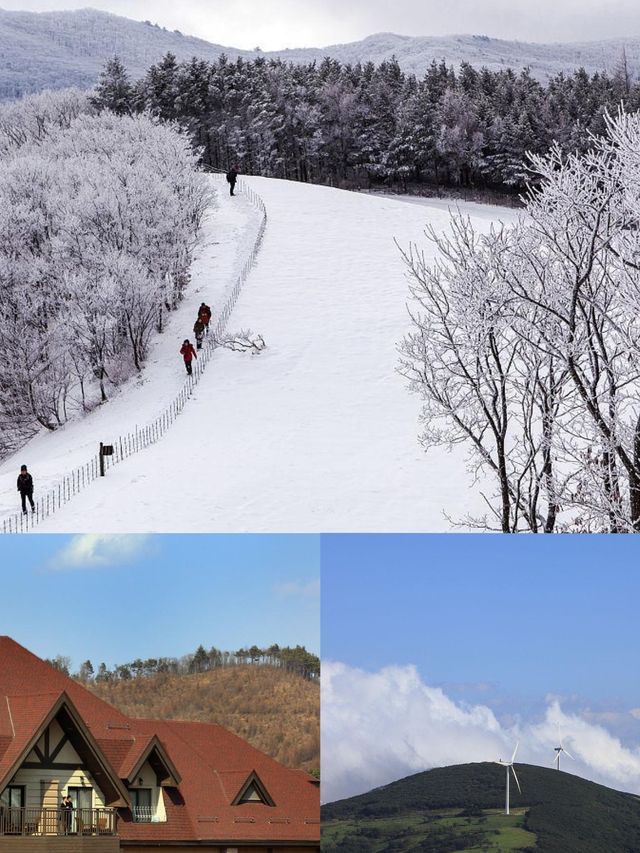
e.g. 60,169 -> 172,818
196,816 -> 220,823
233,817 -> 256,823
106,723 -> 131,730
268,818 -> 291,824
305,819 -> 321,824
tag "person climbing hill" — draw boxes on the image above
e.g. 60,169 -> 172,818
17,464 -> 35,514
180,339 -> 197,375
198,302 -> 212,332
193,317 -> 205,350
226,166 -> 238,196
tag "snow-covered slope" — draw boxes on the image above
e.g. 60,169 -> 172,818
0,178 -> 520,533
0,8 -> 637,99
0,8 -> 247,98
275,32 -> 635,81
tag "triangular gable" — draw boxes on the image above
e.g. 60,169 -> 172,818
0,691 -> 130,808
122,735 -> 182,788
231,770 -> 276,807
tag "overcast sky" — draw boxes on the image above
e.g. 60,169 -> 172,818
3,0 -> 640,50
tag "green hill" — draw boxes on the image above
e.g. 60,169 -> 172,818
321,762 -> 640,853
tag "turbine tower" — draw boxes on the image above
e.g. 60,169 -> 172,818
496,742 -> 521,815
553,741 -> 575,771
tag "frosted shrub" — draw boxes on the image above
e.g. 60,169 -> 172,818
0,90 -> 210,455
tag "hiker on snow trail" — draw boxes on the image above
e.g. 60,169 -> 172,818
180,339 -> 197,375
226,166 -> 238,196
193,318 -> 205,350
17,464 -> 35,514
198,302 -> 212,332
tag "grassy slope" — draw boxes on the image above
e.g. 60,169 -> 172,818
85,665 -> 319,772
321,762 -> 640,853
322,808 -> 537,852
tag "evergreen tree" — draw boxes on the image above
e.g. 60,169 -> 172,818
91,56 -> 133,115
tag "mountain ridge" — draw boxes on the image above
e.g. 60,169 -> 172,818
1,7 -> 639,100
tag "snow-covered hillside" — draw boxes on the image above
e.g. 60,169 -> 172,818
0,8 -> 243,98
0,177 -> 519,533
0,7 -> 637,99
276,32 -> 636,81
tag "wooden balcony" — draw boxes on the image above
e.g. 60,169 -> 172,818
0,806 -> 116,837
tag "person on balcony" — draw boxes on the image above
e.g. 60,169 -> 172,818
61,794 -> 73,835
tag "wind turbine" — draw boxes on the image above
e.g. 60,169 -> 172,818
496,742 -> 521,815
553,741 -> 575,771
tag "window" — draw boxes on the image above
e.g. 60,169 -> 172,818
131,788 -> 153,823
68,786 -> 93,834
0,786 -> 24,808
239,783 -> 263,803
0,786 -> 25,835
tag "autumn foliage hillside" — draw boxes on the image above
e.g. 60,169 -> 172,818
87,664 -> 320,772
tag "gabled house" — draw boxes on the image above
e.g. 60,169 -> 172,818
0,637 -> 320,852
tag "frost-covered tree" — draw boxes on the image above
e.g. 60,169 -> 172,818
0,90 -> 210,456
402,109 -> 640,532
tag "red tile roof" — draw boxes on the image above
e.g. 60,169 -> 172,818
0,637 -> 319,845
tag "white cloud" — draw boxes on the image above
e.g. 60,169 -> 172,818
322,661 -> 640,803
274,578 -> 320,598
48,534 -> 151,570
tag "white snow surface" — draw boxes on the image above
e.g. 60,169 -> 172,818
0,177 -> 519,532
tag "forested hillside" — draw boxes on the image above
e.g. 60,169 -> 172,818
88,666 -> 320,773
95,51 -> 640,193
44,643 -> 320,771
322,763 -> 640,853
0,8 -> 238,99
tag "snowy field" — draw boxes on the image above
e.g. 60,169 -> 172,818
0,177 -> 519,532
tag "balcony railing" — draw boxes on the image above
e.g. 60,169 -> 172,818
132,805 -> 154,823
0,807 -> 116,837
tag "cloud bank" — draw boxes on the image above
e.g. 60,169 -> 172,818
322,661 -> 640,803
48,534 -> 151,569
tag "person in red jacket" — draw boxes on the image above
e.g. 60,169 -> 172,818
198,302 -> 212,333
180,339 -> 197,375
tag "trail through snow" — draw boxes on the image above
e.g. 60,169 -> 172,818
1,178 -> 520,532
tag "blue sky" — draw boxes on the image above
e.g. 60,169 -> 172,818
321,534 -> 640,802
322,535 -> 640,707
0,534 -> 319,668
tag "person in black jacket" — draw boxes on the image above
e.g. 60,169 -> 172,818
17,464 -> 35,514
226,166 -> 238,196
60,794 -> 73,835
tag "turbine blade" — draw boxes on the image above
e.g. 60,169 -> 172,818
511,742 -> 519,763
562,747 -> 575,761
511,765 -> 522,794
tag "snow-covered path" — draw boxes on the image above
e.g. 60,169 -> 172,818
0,174 -> 262,527
6,178 -> 519,532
